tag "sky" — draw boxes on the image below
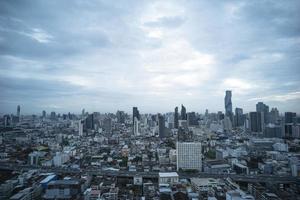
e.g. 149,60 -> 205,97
0,0 -> 300,115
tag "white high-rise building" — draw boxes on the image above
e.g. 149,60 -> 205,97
177,142 -> 202,171
78,120 -> 84,136
134,117 -> 140,136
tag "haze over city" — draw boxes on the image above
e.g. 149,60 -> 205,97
1,0 -> 300,114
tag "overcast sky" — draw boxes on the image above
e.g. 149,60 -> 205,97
0,0 -> 300,115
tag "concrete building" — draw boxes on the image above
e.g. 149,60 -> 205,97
176,142 -> 202,171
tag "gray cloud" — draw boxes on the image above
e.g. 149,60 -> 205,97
0,0 -> 299,114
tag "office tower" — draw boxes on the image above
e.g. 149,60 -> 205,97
133,107 -> 140,134
50,112 -> 56,120
17,105 -> 20,118
103,117 -> 112,135
180,104 -> 187,120
224,90 -> 233,122
82,109 -> 85,117
133,117 -> 140,136
116,110 -> 125,123
176,142 -> 202,171
205,109 -> 209,117
158,114 -> 165,138
42,110 -> 46,118
249,112 -> 264,133
235,108 -> 244,127
78,120 -> 84,136
285,112 -> 296,123
217,111 -> 224,121
256,102 -> 269,123
133,107 -> 140,121
174,107 -> 179,129
269,107 -> 279,123
3,115 -> 11,127
223,116 -> 232,132
264,124 -> 284,138
85,113 -> 94,130
187,112 -> 197,126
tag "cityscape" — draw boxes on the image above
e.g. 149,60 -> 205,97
1,91 -> 300,199
1,0 -> 300,200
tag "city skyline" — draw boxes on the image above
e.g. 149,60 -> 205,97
1,0 -> 300,114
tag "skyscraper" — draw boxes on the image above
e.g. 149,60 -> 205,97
42,110 -> 46,118
269,107 -> 279,123
187,112 -> 197,126
249,112 -> 264,133
180,104 -> 187,120
132,107 -> 140,134
177,142 -> 202,171
235,108 -> 244,127
103,117 -> 112,135
158,114 -> 165,138
285,112 -> 296,123
17,105 -> 20,118
224,90 -> 233,122
256,102 -> 269,124
174,107 -> 179,129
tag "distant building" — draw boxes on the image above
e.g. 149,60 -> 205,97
256,102 -> 269,123
133,117 -> 140,136
103,117 -> 112,135
249,112 -> 264,133
78,120 -> 84,136
42,110 -> 46,118
17,105 -> 20,121
158,114 -> 165,138
225,90 -> 233,122
269,107 -> 279,123
133,107 -> 140,134
285,112 -> 296,123
180,104 -> 187,120
187,112 -> 198,126
177,142 -> 202,171
235,108 -> 244,127
116,110 -> 125,123
174,107 -> 179,129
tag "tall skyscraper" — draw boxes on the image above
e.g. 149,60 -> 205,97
42,110 -> 46,118
187,112 -> 197,126
269,107 -> 279,123
116,110 -> 125,123
158,114 -> 165,138
85,113 -> 94,130
235,108 -> 244,127
133,117 -> 140,136
17,105 -> 20,118
177,142 -> 202,171
256,102 -> 269,124
78,120 -> 84,136
224,90 -> 233,122
249,112 -> 264,133
174,107 -> 179,129
285,112 -> 296,123
180,104 -> 187,120
132,107 -> 140,134
103,117 -> 112,135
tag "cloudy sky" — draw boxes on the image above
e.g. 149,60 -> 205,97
0,0 -> 300,115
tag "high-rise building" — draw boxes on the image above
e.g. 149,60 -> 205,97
103,118 -> 112,135
180,104 -> 187,120
17,105 -> 20,118
269,107 -> 279,123
235,108 -> 244,127
78,120 -> 84,136
116,110 -> 125,124
285,112 -> 296,123
249,112 -> 264,133
133,107 -> 140,134
42,110 -> 46,118
50,112 -> 56,121
85,114 -> 94,130
187,112 -> 197,126
256,102 -> 269,123
174,107 -> 179,129
177,142 -> 202,171
133,117 -> 140,136
158,114 -> 165,138
224,90 -> 233,122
